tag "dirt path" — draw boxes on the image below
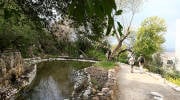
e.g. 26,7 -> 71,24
117,63 -> 180,100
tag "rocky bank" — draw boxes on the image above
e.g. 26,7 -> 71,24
71,66 -> 119,100
0,51 -> 36,100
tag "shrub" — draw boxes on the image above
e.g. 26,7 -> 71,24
94,61 -> 116,69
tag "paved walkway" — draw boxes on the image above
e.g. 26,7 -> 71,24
117,63 -> 180,100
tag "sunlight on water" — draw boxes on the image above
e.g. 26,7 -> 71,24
30,76 -> 62,100
16,61 -> 92,100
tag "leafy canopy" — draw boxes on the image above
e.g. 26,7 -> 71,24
133,16 -> 167,58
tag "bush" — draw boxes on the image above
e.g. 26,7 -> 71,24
166,78 -> 180,86
146,65 -> 164,75
87,49 -> 106,61
94,61 -> 116,69
164,71 -> 180,79
147,64 -> 180,86
118,52 -> 128,63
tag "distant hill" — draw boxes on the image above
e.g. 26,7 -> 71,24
165,48 -> 175,52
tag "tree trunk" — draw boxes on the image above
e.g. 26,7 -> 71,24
108,41 -> 123,60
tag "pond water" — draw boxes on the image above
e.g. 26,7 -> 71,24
16,61 -> 93,100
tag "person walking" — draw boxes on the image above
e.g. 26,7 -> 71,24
128,54 -> 135,73
138,54 -> 145,73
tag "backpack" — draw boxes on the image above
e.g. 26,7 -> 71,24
139,56 -> 144,63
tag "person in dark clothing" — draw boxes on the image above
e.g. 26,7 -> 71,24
138,54 -> 145,73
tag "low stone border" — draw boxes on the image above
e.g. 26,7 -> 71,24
24,57 -> 98,65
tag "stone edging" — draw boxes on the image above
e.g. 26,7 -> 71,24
24,57 -> 98,65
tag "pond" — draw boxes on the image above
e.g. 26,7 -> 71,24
16,60 -> 93,100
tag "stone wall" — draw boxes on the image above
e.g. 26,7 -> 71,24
0,52 -> 24,87
71,66 -> 119,100
0,51 -> 36,99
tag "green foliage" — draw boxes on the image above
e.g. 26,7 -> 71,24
75,36 -> 92,54
133,16 -> 167,59
146,64 -> 180,86
163,70 -> 180,86
164,71 -> 180,79
117,22 -> 123,36
0,0 -> 124,59
115,10 -> 123,15
0,1 -> 37,53
38,31 -> 59,55
167,78 -> 180,86
0,0 -> 59,57
87,49 -> 106,61
118,52 -> 128,63
68,0 -> 116,23
106,16 -> 114,36
94,61 -> 116,69
146,65 -> 164,75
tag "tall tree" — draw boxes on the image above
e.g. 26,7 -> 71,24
133,16 -> 167,59
16,0 -> 118,40
108,0 -> 144,60
16,0 -> 122,55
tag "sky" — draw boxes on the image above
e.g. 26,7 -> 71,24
110,0 -> 180,51
132,0 -> 180,51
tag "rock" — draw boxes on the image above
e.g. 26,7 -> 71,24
83,87 -> 91,99
97,92 -> 104,96
0,51 -> 36,99
92,88 -> 97,94
174,87 -> 180,92
71,66 -> 117,100
102,88 -> 109,93
150,91 -> 163,98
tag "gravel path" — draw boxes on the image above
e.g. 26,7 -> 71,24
117,63 -> 180,100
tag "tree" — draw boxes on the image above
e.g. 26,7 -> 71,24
0,0 -> 38,53
133,16 -> 167,59
0,0 -> 60,57
16,0 -> 118,41
108,0 -> 144,60
16,0 -> 122,57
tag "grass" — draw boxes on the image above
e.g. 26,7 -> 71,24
147,65 -> 180,86
94,61 -> 116,69
166,77 -> 180,86
164,71 -> 180,86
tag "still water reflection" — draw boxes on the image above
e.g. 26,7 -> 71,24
17,61 -> 92,100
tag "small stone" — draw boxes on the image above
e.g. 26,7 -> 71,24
102,88 -> 109,93
83,88 -> 91,98
174,87 -> 180,92
97,92 -> 104,96
150,91 -> 163,98
92,88 -> 97,94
